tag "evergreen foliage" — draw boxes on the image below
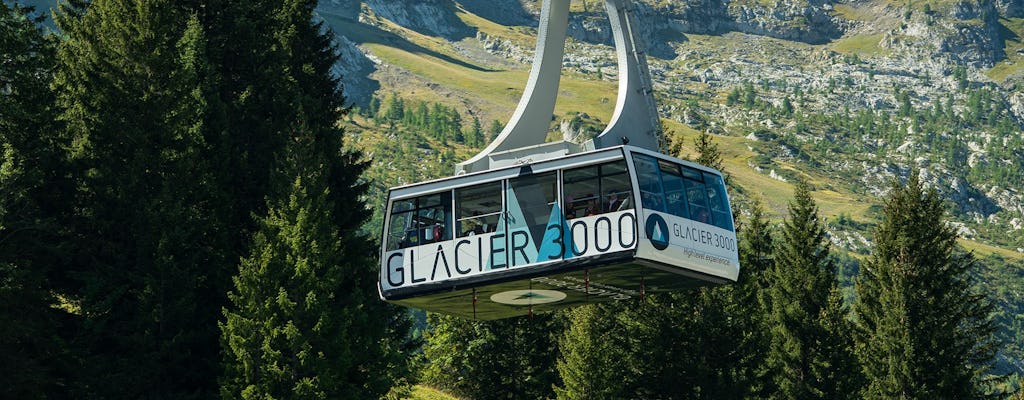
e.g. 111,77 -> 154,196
735,199 -> 776,396
6,0 -> 417,397
764,180 -> 860,399
5,1 -> 1021,397
219,0 -> 409,398
854,174 -> 1000,398
52,1 -> 227,396
0,3 -> 74,397
554,304 -> 632,400
421,313 -> 560,400
692,131 -> 726,179
366,94 -> 470,144
468,115 -> 484,148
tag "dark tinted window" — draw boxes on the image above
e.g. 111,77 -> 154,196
631,154 -> 733,231
563,160 -> 631,218
632,154 -> 666,212
455,182 -> 503,237
386,192 -> 452,250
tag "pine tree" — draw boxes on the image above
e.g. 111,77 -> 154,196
487,119 -> 503,141
53,1 -> 227,396
764,180 -> 859,399
219,0 -> 410,397
220,146 -> 363,399
554,304 -> 632,400
854,173 -> 999,399
0,3 -> 74,397
384,93 -> 405,126
693,131 -> 726,180
734,199 -> 776,396
469,115 -> 484,148
422,313 -> 560,400
201,0 -> 293,260
451,110 -> 464,143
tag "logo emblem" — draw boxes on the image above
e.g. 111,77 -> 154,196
490,290 -> 567,305
645,213 -> 669,250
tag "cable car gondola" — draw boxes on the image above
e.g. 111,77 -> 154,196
377,0 -> 740,319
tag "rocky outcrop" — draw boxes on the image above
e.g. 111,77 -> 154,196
565,0 -> 844,56
726,0 -> 845,44
667,0 -> 845,44
365,0 -> 473,40
317,0 -> 361,20
881,0 -> 1004,68
458,0 -> 533,26
566,2 -> 678,59
995,0 -> 1024,17
333,34 -> 380,106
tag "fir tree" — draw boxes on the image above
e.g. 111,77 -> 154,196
0,3 -> 74,397
53,1 -> 226,396
219,0 -> 409,397
422,313 -> 560,400
554,304 -> 632,400
854,173 -> 999,399
693,131 -> 726,180
451,109 -> 464,143
384,93 -> 405,126
201,0 -> 293,260
764,180 -> 860,399
220,144 -> 365,399
735,199 -> 776,396
487,119 -> 504,141
468,115 -> 484,148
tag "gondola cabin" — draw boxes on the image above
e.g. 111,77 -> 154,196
378,146 -> 739,319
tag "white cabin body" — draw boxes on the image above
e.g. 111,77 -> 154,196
379,146 -> 738,319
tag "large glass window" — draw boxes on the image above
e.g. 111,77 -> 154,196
704,172 -> 734,231
659,161 -> 689,219
632,154 -> 666,212
507,172 -> 558,266
683,167 -> 711,224
386,192 -> 452,250
455,182 -> 503,237
631,154 -> 733,231
563,160 -> 631,218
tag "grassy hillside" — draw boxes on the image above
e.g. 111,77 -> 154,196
321,8 -> 618,129
336,0 -> 1023,258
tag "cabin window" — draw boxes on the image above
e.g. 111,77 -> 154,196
455,181 -> 503,237
563,160 -> 631,218
631,154 -> 733,231
659,162 -> 689,219
704,173 -> 734,231
682,166 -> 712,224
631,154 -> 666,212
386,191 -> 452,250
507,172 -> 558,267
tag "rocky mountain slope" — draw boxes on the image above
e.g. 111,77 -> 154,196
318,0 -> 1023,248
312,0 -> 1024,374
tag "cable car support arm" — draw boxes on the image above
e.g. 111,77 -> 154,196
455,0 -> 663,175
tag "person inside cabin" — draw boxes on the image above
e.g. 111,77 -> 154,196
462,220 -> 480,236
606,191 -> 627,212
422,221 -> 444,243
642,192 -> 663,211
582,195 -> 598,217
694,208 -> 710,224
